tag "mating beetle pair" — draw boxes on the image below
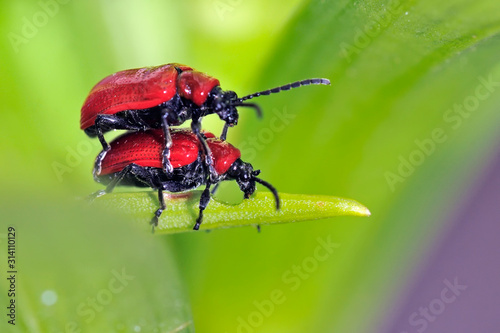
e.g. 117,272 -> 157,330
81,63 -> 330,179
94,129 -> 279,230
82,63 -> 329,230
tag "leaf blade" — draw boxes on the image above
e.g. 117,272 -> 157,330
94,191 -> 370,234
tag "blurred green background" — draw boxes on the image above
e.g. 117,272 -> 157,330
1,0 -> 500,332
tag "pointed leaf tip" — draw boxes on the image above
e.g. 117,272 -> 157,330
93,191 -> 370,234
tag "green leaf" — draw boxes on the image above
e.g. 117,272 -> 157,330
93,191 -> 371,234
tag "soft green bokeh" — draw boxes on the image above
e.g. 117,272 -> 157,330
0,190 -> 193,332
1,0 -> 500,332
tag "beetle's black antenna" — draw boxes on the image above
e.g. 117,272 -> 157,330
238,78 -> 330,102
253,177 -> 280,210
231,102 -> 262,118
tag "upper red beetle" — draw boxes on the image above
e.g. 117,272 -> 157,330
80,63 -> 330,178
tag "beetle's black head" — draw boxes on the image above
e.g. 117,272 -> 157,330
226,159 -> 257,196
213,89 -> 239,126
208,87 -> 262,127
226,159 -> 280,210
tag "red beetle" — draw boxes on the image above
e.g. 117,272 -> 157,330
93,128 -> 280,231
81,63 -> 330,177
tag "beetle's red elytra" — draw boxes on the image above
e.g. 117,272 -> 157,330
99,129 -> 238,176
80,64 -> 220,129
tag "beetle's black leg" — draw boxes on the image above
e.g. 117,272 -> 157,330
91,163 -> 151,197
103,164 -> 136,193
193,184 -> 211,230
151,189 -> 166,233
94,116 -> 112,152
220,123 -> 230,141
87,189 -> 107,202
191,119 -> 218,181
92,150 -> 108,182
90,113 -> 157,178
91,114 -> 142,179
210,182 -> 220,195
89,163 -> 135,201
92,115 -> 115,178
161,109 -> 174,174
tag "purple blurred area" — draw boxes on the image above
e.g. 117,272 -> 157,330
381,145 -> 500,333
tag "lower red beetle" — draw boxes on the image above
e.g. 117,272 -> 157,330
93,128 -> 280,230
80,63 -> 330,179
